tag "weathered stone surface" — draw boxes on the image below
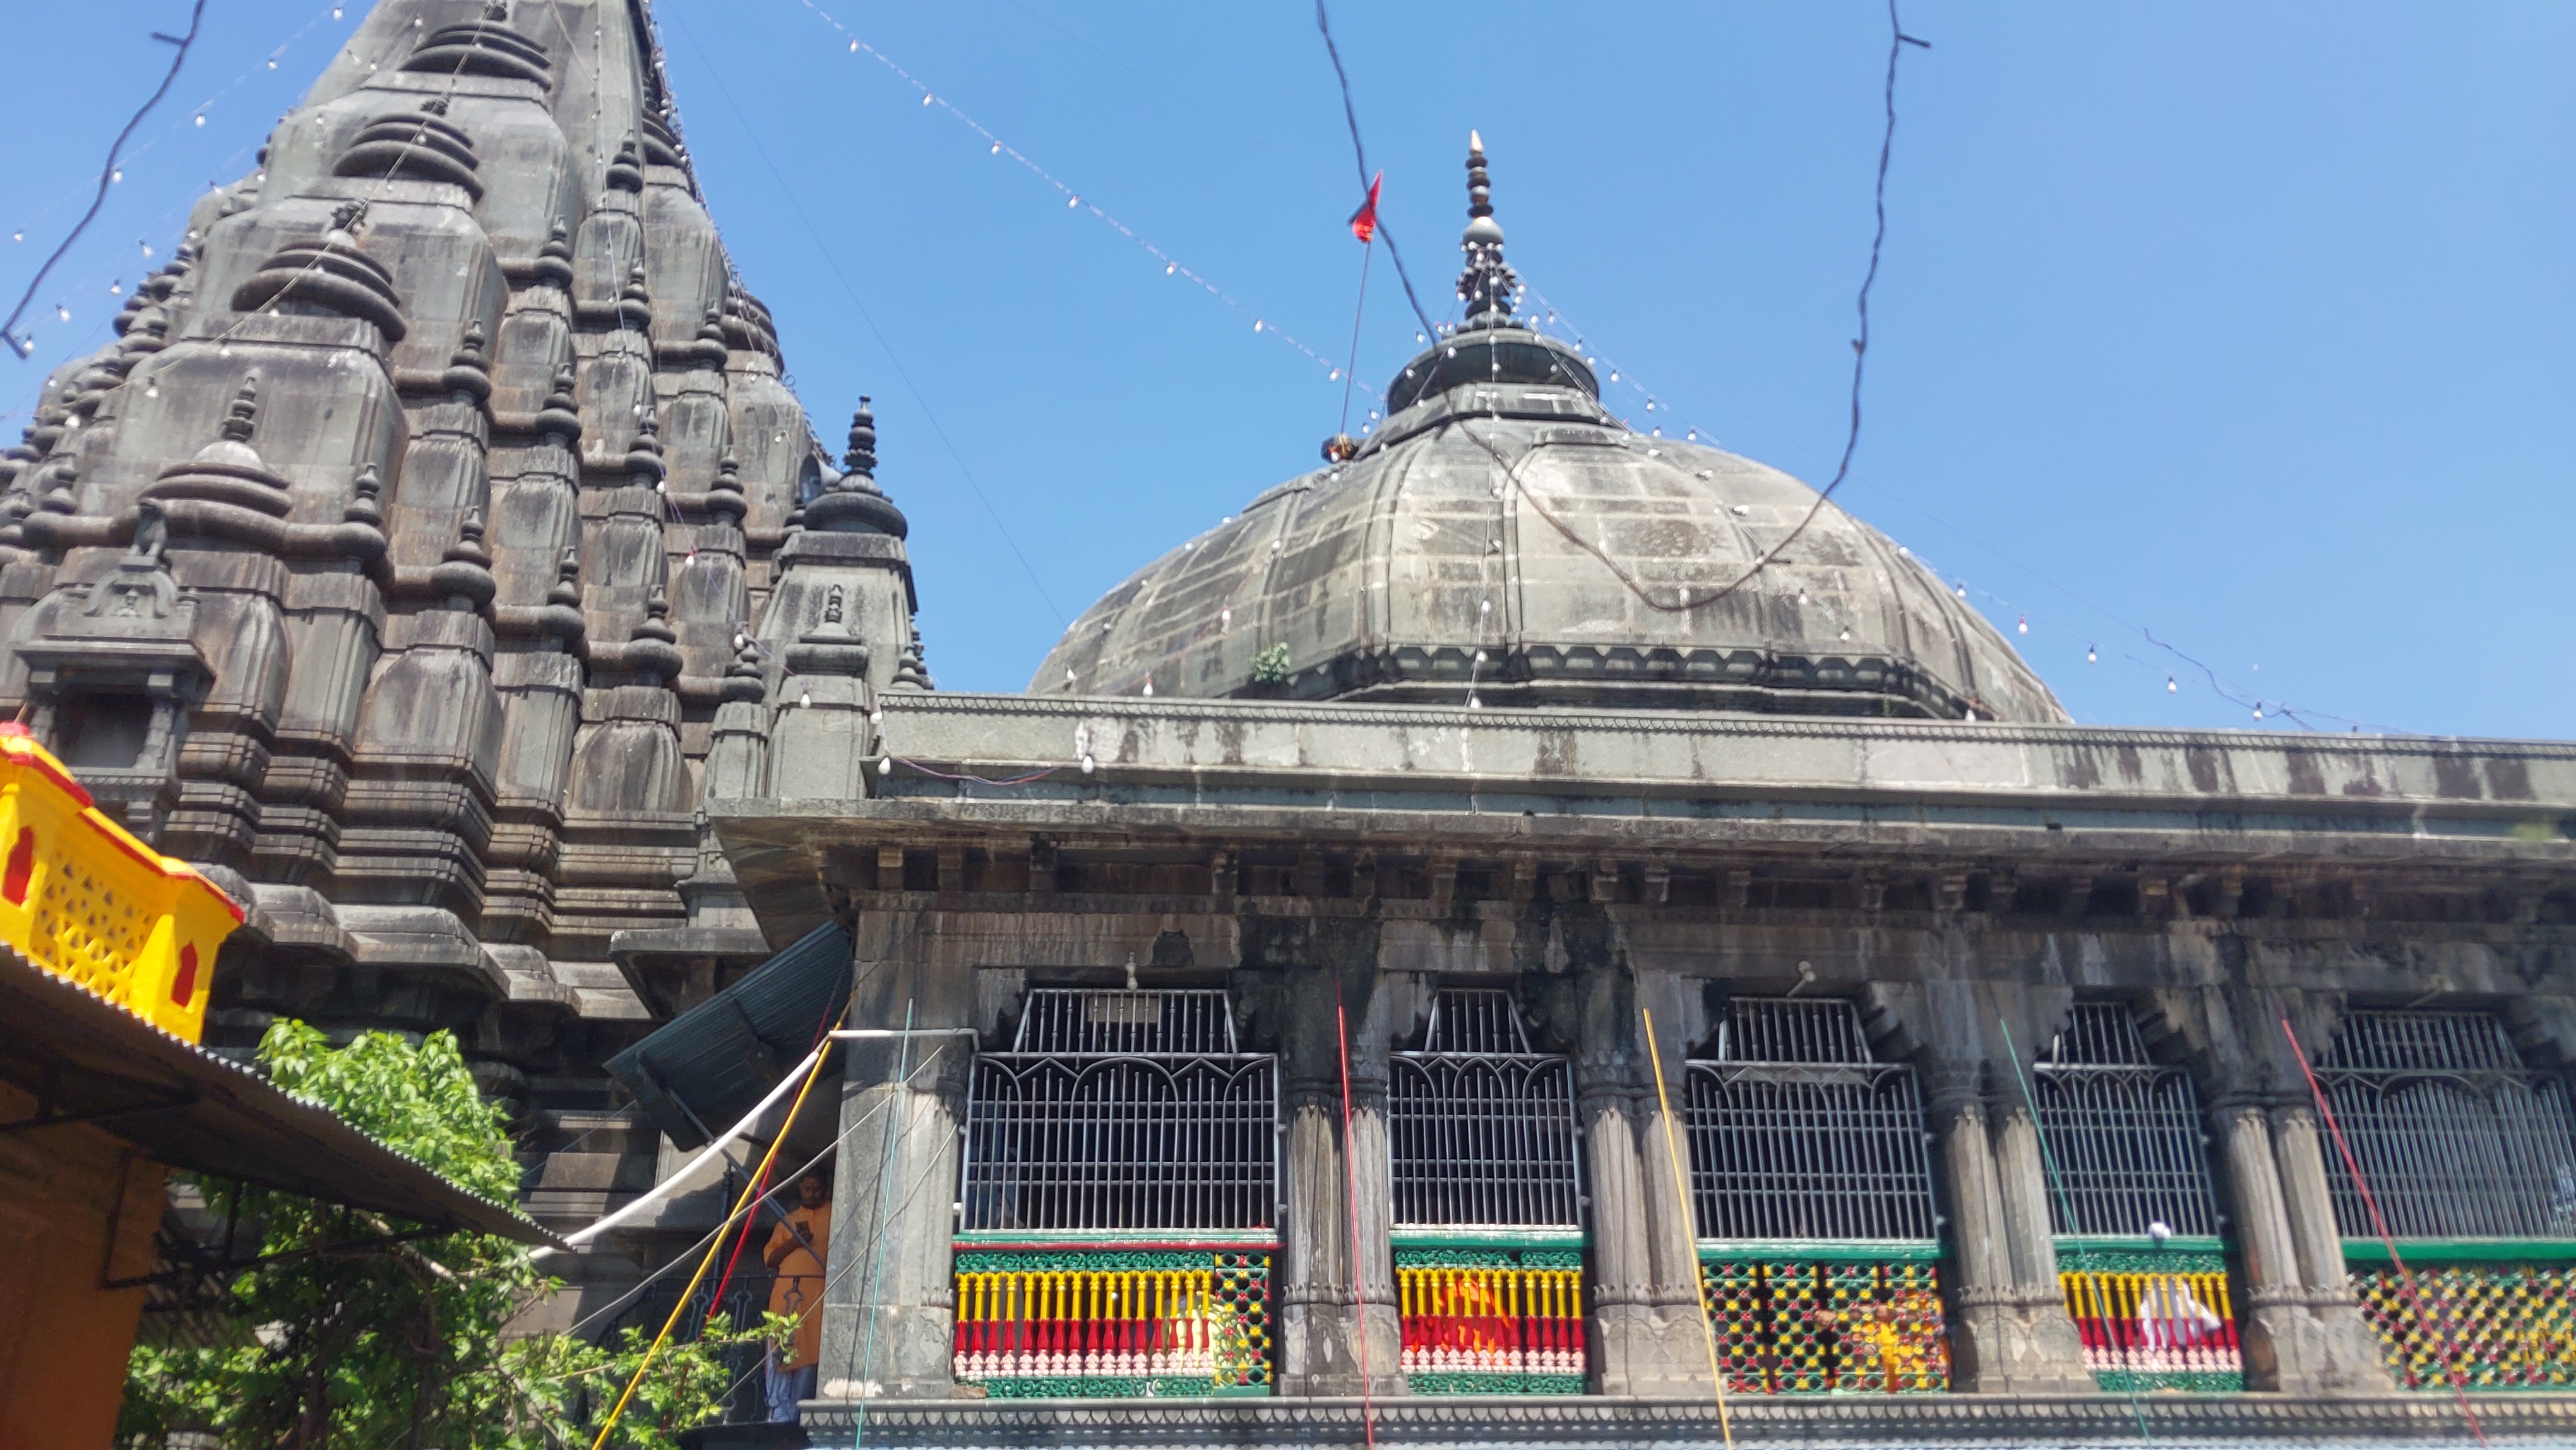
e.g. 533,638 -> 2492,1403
23,9 -> 2576,1441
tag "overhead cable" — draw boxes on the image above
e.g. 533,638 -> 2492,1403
3,0 -> 210,360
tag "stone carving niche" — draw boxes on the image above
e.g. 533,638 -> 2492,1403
15,505 -> 212,839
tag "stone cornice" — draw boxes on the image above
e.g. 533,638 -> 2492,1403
882,690 -> 2576,760
858,692 -> 2576,822
798,1391 -> 2576,1446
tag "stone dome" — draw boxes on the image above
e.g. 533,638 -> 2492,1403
1030,137 -> 2066,726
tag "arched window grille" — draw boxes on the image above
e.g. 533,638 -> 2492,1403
2032,1004 -> 2221,1238
2036,1004 -> 2241,1393
1390,988 -> 1580,1228
960,989 -> 1276,1233
1389,987 -> 1585,1393
1683,997 -> 1938,1243
2315,1010 -> 2576,1240
1684,997 -> 1948,1394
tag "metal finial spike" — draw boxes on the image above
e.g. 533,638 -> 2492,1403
1456,135 -> 1513,324
1465,132 -> 1493,222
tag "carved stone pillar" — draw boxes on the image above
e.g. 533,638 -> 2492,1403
1275,968 -> 1404,1396
1931,1067 -> 2090,1392
1930,1067 -> 2013,1391
1573,968 -> 1712,1398
1986,1101 -> 2096,1390
816,939 -> 969,1401
2266,1103 -> 2396,1392
2213,1098 -> 2308,1391
1581,1077 -> 1712,1396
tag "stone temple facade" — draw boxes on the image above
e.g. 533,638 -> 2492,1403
13,3 -> 2576,1444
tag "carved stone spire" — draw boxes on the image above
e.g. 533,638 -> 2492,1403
534,221 -> 575,292
616,263 -> 652,333
843,397 -> 876,480
441,320 -> 492,404
535,364 -> 582,446
803,397 -> 908,537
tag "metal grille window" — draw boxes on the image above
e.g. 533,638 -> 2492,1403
2032,1004 -> 2222,1238
2315,1010 -> 2576,1240
1685,998 -> 1938,1242
962,990 -> 1275,1232
1390,988 -> 1580,1229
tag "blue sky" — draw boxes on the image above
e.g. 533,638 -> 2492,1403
3,2 -> 2568,736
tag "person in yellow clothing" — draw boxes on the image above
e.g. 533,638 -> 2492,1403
763,1171 -> 831,1422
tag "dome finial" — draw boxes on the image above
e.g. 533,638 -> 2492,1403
1458,131 -> 1515,328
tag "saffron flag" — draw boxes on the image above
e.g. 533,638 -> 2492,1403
1347,171 -> 1383,244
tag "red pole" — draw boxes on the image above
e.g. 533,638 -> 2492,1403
2283,1017 -> 2487,1447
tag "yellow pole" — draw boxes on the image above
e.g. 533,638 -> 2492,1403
588,1004 -> 844,1449
1644,1006 -> 1733,1450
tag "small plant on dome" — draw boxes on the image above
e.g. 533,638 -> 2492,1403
1249,643 -> 1291,686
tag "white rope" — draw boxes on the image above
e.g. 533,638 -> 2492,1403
530,1041 -> 822,1261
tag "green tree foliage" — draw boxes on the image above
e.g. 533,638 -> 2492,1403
121,1022 -> 778,1448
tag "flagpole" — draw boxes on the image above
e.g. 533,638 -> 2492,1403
1339,236 -> 1374,438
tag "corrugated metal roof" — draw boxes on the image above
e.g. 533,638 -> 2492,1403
0,947 -> 558,1247
606,922 -> 852,1149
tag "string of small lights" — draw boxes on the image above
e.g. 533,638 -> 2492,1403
23,7 -> 546,493
23,1 -> 340,236
3,3 -> 354,364
782,0 -> 1376,398
664,3 -> 1068,630
0,1 -> 210,360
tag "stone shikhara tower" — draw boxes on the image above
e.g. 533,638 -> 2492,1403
0,0 -> 920,1314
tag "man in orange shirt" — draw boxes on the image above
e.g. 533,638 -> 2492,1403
763,1171 -> 832,1422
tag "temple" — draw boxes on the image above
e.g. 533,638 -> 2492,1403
7,3 -> 2575,1443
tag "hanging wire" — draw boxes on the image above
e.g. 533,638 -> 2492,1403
2,3 -> 348,367
587,993 -> 853,1448
3,2 -> 337,251
2,0 -> 208,359
1311,1 -> 1440,342
1637,0 -> 1921,611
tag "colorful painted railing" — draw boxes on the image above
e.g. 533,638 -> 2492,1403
1394,1245 -> 1584,1393
951,1244 -> 1272,1397
2346,1243 -> 2576,1390
0,724 -> 241,1043
1699,1246 -> 1948,1393
2056,1242 -> 2243,1392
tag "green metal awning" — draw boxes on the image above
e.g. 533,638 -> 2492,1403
606,922 -> 852,1149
